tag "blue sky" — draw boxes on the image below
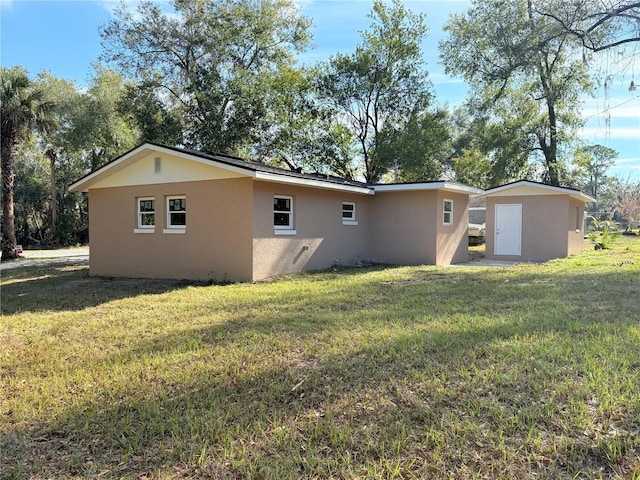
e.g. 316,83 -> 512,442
1,0 -> 638,180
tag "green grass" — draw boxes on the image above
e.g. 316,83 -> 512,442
1,238 -> 639,479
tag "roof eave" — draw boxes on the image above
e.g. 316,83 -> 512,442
373,181 -> 484,195
479,180 -> 596,203
255,171 -> 374,194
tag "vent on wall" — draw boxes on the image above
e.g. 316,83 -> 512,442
154,157 -> 162,175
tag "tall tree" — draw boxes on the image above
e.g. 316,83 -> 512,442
1,67 -> 57,260
253,66 -> 356,178
35,72 -> 80,246
440,0 -> 593,186
35,69 -> 135,246
64,66 -> 137,171
118,77 -> 184,146
318,0 -> 432,183
101,0 -> 311,155
572,144 -> 618,201
377,108 -> 451,182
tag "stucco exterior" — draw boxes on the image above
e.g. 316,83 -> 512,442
252,182 -> 372,280
88,178 -> 254,282
71,143 -> 483,282
483,182 -> 595,263
369,190 -> 469,266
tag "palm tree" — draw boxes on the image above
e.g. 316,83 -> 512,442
1,67 -> 57,260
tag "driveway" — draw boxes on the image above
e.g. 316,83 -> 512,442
0,248 -> 89,271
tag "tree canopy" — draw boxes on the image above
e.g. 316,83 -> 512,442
318,0 -> 434,183
440,0 -> 595,186
100,0 -> 312,156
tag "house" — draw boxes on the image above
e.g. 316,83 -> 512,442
69,143 -> 483,282
481,180 -> 596,262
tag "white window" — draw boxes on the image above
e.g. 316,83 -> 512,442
164,196 -> 186,233
135,197 -> 155,233
575,206 -> 582,232
443,199 -> 453,225
342,202 -> 357,225
274,196 -> 295,235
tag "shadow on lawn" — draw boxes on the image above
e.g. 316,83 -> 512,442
3,264 -> 639,478
0,261 -> 202,314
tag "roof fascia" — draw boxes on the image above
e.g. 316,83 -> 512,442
373,182 -> 484,195
482,181 -> 596,202
255,171 -> 374,194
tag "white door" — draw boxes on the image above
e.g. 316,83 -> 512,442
495,204 -> 522,256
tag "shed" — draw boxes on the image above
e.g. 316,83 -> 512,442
481,181 -> 595,262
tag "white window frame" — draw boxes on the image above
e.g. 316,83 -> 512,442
164,196 -> 186,234
134,197 -> 155,234
575,206 -> 581,233
274,195 -> 296,235
443,199 -> 453,225
342,202 -> 358,225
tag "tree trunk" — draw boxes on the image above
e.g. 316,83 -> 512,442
46,147 -> 58,239
1,135 -> 18,261
546,101 -> 560,186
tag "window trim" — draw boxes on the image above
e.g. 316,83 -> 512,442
164,195 -> 186,234
135,197 -> 155,233
443,199 -> 453,225
575,206 -> 581,232
274,195 -> 295,234
342,201 -> 358,225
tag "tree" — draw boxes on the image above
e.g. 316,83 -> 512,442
451,144 -> 493,189
440,0 -> 593,186
318,0 -> 432,183
118,77 -> 183,146
65,66 -> 137,171
252,66 -> 356,178
377,107 -> 451,182
535,1 -> 640,53
33,69 -> 136,247
572,144 -> 618,201
1,67 -> 57,260
35,72 -> 80,246
101,0 -> 311,155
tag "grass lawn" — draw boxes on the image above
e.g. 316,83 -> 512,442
1,238 -> 639,479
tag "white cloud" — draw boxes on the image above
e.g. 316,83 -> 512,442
615,157 -> 640,164
582,102 -> 640,120
580,127 -> 640,140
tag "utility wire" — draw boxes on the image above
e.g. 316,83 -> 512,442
584,94 -> 640,120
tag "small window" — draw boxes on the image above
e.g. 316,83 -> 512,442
154,157 -> 162,175
443,199 -> 453,225
135,197 -> 155,233
575,206 -> 581,232
342,202 -> 357,225
167,196 -> 186,229
274,195 -> 295,234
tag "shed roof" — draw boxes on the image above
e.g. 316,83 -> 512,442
480,180 -> 596,203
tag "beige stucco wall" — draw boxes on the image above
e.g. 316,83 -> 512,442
88,177 -> 254,281
486,195 -> 587,262
86,165 -> 475,281
435,191 -> 471,265
252,182 -> 372,280
567,197 -> 588,256
369,190 -> 469,266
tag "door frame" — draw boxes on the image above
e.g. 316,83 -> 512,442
494,203 -> 522,256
